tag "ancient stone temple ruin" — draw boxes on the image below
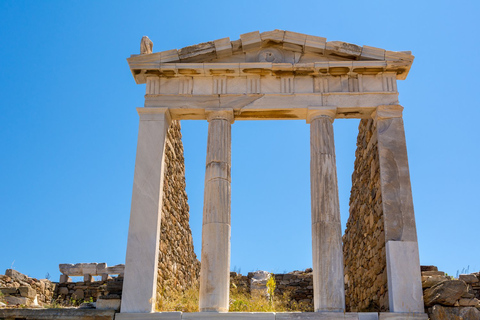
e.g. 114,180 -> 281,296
120,30 -> 424,319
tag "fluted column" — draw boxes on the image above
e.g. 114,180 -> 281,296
121,108 -> 171,313
373,105 -> 424,313
307,107 -> 345,312
199,109 -> 234,312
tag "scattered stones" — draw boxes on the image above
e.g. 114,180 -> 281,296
422,266 -> 480,319
428,305 -> 480,320
0,269 -> 55,307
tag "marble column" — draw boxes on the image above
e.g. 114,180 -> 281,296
373,105 -> 424,313
307,107 -> 345,312
199,109 -> 234,312
120,108 -> 171,313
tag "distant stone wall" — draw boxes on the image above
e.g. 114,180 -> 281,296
230,269 -> 314,311
55,276 -> 123,303
343,119 -> 388,312
0,269 -> 55,307
157,120 -> 201,303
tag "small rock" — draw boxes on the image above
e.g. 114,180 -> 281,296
421,265 -> 439,272
4,296 -> 30,306
5,269 -> 28,282
72,288 -> 84,300
459,274 -> 479,284
422,275 -> 449,288
424,280 -> 467,306
19,286 -> 36,299
422,271 -> 446,277
458,298 -> 480,307
58,287 -> 68,295
0,288 -> 18,295
79,302 -> 96,309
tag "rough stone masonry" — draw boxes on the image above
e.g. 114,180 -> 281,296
343,119 -> 388,312
156,120 -> 200,305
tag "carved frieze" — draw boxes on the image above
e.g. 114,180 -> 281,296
145,73 -> 397,96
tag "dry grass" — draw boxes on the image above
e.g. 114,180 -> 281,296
156,286 -> 199,312
156,285 -> 312,312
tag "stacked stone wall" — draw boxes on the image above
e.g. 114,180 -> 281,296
230,269 -> 314,311
343,119 -> 388,312
55,276 -> 123,304
0,269 -> 55,307
157,120 -> 201,302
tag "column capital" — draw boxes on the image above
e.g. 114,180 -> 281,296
137,107 -> 172,124
306,106 -> 337,124
371,105 -> 404,121
205,108 -> 234,123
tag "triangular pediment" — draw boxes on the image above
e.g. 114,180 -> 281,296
128,30 -> 414,83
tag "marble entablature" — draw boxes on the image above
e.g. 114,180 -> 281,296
127,30 -> 413,121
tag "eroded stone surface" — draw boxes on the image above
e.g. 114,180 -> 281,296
423,280 -> 467,307
141,36 -> 153,55
428,305 -> 480,320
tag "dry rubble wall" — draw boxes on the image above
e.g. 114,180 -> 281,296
157,120 -> 201,303
343,119 -> 388,312
0,269 -> 55,307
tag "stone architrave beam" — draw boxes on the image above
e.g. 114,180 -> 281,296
373,105 -> 423,313
199,109 -> 234,312
121,108 -> 172,313
307,107 -> 345,312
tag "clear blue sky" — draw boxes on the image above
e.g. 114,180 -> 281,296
1,1 -> 479,281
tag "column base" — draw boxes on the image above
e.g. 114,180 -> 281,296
386,241 -> 423,313
115,312 -> 427,320
378,313 -> 428,320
